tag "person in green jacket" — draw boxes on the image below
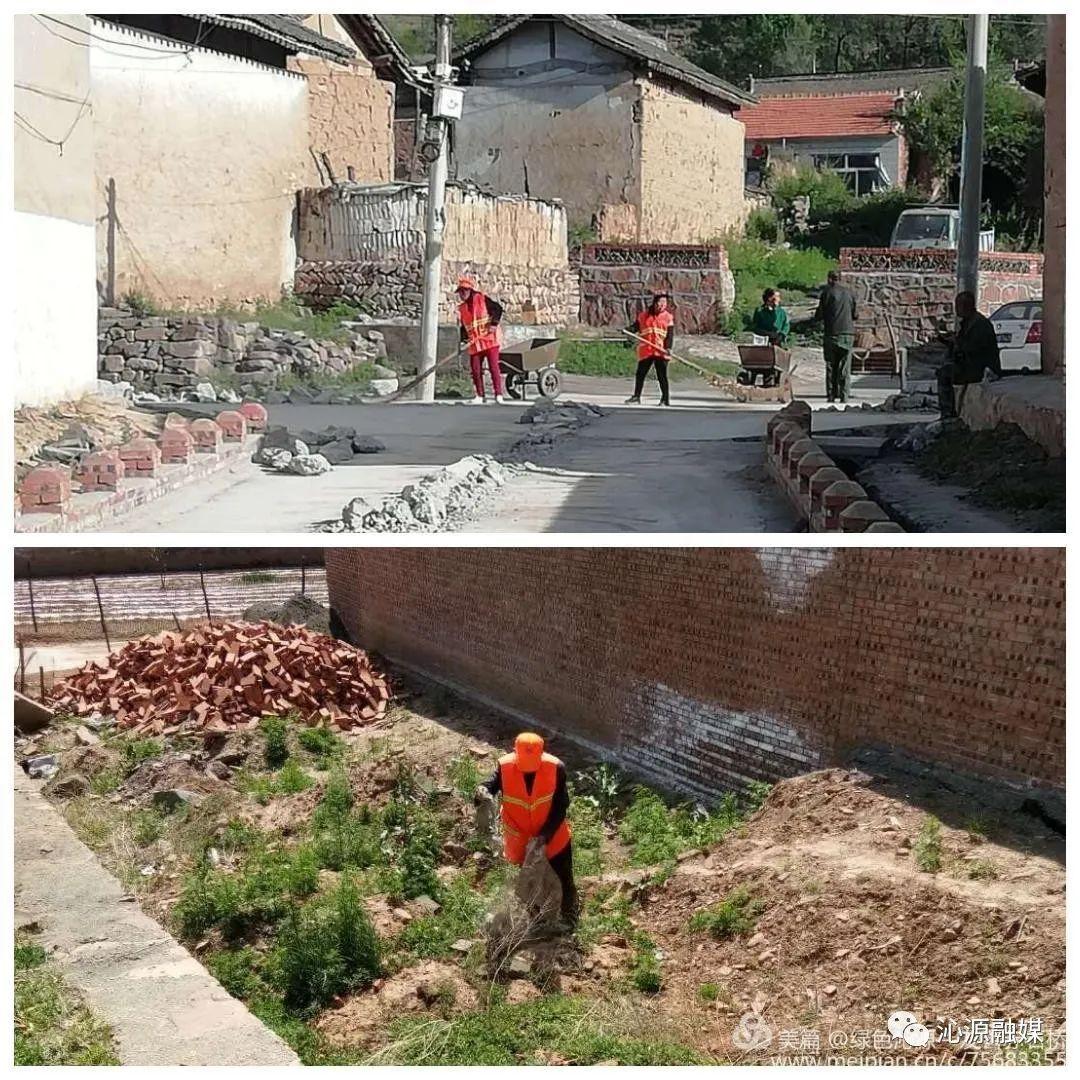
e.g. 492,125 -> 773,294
751,288 -> 790,346
747,289 -> 790,387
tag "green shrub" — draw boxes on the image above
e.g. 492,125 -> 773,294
207,947 -> 267,999
297,726 -> 345,766
630,934 -> 662,994
173,844 -> 320,940
448,755 -> 484,799
400,814 -> 442,900
573,763 -> 626,822
260,715 -> 291,769
120,289 -> 158,317
15,938 -> 47,971
271,877 -> 381,1012
914,817 -> 943,873
772,165 -> 855,221
745,205 -> 781,243
698,982 -> 721,1002
131,809 -> 168,847
313,809 -> 381,873
276,760 -> 314,795
393,874 -> 487,961
619,787 -> 745,867
576,887 -> 634,949
688,888 -> 764,940
568,797 -> 604,877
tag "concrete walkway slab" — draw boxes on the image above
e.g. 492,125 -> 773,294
14,771 -> 298,1066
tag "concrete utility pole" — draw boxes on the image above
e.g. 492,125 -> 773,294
417,14 -> 454,403
956,13 -> 989,298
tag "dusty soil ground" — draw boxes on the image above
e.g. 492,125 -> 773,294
16,668 -> 1065,1065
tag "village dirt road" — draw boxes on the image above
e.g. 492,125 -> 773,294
99,365 -> 914,534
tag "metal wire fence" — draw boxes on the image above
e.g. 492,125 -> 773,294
14,563 -> 329,700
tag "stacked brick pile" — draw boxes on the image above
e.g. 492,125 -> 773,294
97,308 -> 386,398
51,622 -> 391,735
765,402 -> 902,533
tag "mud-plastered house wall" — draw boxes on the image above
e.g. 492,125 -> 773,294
14,15 -> 98,405
634,79 -> 747,243
326,548 -> 1064,801
90,18 -> 315,309
454,23 -> 641,230
290,15 -> 395,185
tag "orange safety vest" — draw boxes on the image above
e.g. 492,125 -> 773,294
459,291 -> 503,356
498,751 -> 571,865
636,309 -> 674,361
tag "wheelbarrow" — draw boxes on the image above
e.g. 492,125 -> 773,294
500,337 -> 563,401
734,337 -> 798,402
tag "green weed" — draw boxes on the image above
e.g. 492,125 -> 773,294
630,933 -> 662,994
260,714 -> 291,769
698,982 -> 721,1002
14,934 -> 119,1065
619,787 -> 744,867
914,816 -> 943,873
447,754 -> 484,799
270,876 -> 381,1013
967,859 -> 999,881
688,888 -> 765,941
237,570 -> 278,584
573,763 -> 626,821
372,995 -> 710,1065
297,726 -> 345,767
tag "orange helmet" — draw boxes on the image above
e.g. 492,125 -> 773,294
514,732 -> 544,772
456,275 -> 477,292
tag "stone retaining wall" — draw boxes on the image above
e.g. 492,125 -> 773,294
294,181 -> 577,324
97,308 -> 385,400
839,247 -> 1044,347
293,260 -> 578,325
578,243 -> 736,334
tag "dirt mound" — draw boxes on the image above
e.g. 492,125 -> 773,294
630,769 -> 1065,1061
51,621 -> 391,735
241,593 -> 331,635
315,961 -> 480,1049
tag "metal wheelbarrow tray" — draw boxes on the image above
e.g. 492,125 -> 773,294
499,337 -> 563,400
734,343 -> 798,402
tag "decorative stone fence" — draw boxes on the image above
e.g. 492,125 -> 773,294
294,182 -> 578,325
97,308 -> 386,400
764,402 -> 903,533
578,243 -> 736,334
839,247 -> 1044,347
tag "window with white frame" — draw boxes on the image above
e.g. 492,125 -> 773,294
811,152 -> 887,195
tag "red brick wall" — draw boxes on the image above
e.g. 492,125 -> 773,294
325,548 -> 1064,797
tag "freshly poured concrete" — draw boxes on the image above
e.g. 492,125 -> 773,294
99,371 -> 926,534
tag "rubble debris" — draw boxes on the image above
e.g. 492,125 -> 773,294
508,399 -> 604,458
50,621 -> 391,735
22,754 -> 60,780
15,395 -> 162,477
253,426 -> 385,474
45,773 -> 91,799
14,691 -> 54,734
328,454 -> 520,533
152,789 -> 205,813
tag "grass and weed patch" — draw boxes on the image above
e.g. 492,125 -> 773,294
371,994 -> 711,1065
619,787 -> 746,867
914,816 -> 944,873
688,887 -> 765,941
14,933 -> 119,1065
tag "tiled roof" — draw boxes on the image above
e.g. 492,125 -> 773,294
456,14 -> 756,109
741,92 -> 898,141
195,14 -> 355,61
753,67 -> 951,97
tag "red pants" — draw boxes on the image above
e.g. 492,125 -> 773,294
469,347 -> 504,397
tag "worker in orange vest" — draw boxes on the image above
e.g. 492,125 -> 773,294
475,732 -> 579,926
625,292 -> 675,406
456,276 -> 506,405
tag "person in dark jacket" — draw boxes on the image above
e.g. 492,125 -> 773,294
815,270 -> 858,402
624,293 -> 675,405
937,291 -> 1002,418
474,732 -> 579,927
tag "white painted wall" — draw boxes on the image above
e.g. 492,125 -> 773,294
89,18 -> 314,308
14,14 -> 98,405
15,213 -> 99,406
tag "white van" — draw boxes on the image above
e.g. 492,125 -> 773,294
890,207 -> 995,252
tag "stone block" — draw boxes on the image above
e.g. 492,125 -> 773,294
190,418 -> 223,453
159,426 -> 194,464
20,465 -> 71,513
74,450 -> 125,492
118,437 -> 161,476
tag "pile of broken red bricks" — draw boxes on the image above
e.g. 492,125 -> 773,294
765,402 -> 903,533
17,403 -> 268,529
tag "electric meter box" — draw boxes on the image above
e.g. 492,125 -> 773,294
433,86 -> 465,120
